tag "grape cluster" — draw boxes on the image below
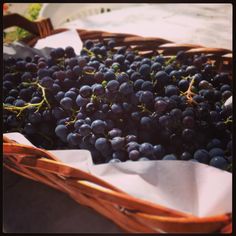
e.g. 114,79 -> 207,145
3,40 -> 232,171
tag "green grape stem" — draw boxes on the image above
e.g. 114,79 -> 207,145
138,104 -> 152,114
82,47 -> 95,57
3,82 -> 50,116
165,56 -> 176,66
224,118 -> 233,125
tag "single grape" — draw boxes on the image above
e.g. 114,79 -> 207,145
79,124 -> 91,137
139,64 -> 151,77
64,90 -> 77,100
76,95 -> 89,107
165,85 -> 179,96
193,149 -> 210,164
129,150 -> 140,161
107,80 -> 119,92
55,124 -> 69,142
209,156 -> 228,170
139,91 -> 153,104
108,128 -> 122,138
155,100 -> 168,113
91,120 -> 107,134
60,97 -> 73,110
67,133 -> 81,146
139,143 -> 154,156
119,82 -> 133,95
125,135 -> 137,143
141,81 -> 153,91
40,76 -> 54,89
79,85 -> 92,98
95,138 -> 110,151
209,148 -> 225,158
111,103 -> 123,114
111,137 -> 125,151
180,152 -> 192,160
23,123 -> 36,135
153,145 -> 165,159
92,84 -> 105,96
162,154 -> 177,160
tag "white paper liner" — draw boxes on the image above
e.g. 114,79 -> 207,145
4,132 -> 232,217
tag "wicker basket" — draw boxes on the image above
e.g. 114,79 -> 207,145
3,13 -> 232,233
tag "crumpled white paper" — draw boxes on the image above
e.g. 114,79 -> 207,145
34,29 -> 83,55
4,132 -> 232,218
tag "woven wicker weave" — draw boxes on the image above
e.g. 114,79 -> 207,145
3,13 -> 232,233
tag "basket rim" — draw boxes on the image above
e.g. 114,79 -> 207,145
3,136 -> 232,223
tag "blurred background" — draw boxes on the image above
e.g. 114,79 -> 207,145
3,3 -> 232,50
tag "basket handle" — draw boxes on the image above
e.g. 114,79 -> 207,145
3,13 -> 54,38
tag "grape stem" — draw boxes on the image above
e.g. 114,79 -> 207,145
138,104 -> 152,114
3,82 -> 50,116
82,47 -> 95,57
180,78 -> 198,105
224,117 -> 233,124
65,109 -> 78,126
165,56 -> 176,66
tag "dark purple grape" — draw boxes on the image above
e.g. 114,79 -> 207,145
23,123 -> 36,135
60,97 -> 73,110
165,85 -> 179,96
117,72 -> 129,84
129,150 -> 140,161
180,152 -> 192,160
108,128 -> 122,138
4,96 -> 15,104
125,135 -> 137,143
107,80 -> 119,92
155,100 -> 168,113
162,154 -> 177,160
79,124 -> 91,136
209,148 -> 225,158
111,137 -> 125,151
79,85 -> 92,98
139,91 -> 153,104
91,120 -> 107,134
118,81 -> 134,96
178,79 -> 189,92
182,128 -> 195,141
76,95 -> 89,107
111,103 -> 123,114
182,116 -> 195,128
104,71 -> 116,81
155,71 -> 169,85
153,145 -> 165,159
67,133 -> 81,146
55,124 -> 69,142
209,156 -> 228,169
28,112 -> 42,124
95,137 -> 110,151
139,143 -> 154,156
140,116 -> 152,129
193,149 -> 210,164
